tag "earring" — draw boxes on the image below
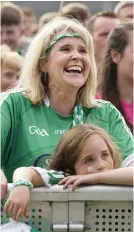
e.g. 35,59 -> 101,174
41,72 -> 48,86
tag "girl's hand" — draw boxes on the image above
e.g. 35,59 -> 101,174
4,185 -> 31,221
59,174 -> 99,191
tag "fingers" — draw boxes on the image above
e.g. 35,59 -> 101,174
4,200 -> 25,221
4,200 -> 10,214
72,179 -> 81,191
63,177 -> 79,189
23,205 -> 29,218
16,207 -> 24,221
59,176 -> 71,185
10,204 -> 20,220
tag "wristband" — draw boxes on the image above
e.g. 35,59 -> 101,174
12,179 -> 33,191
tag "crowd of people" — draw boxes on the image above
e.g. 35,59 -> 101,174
0,0 -> 133,223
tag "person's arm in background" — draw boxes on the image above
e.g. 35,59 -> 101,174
59,167 -> 133,190
0,169 -> 7,200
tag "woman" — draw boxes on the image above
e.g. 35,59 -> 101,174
1,17 -> 133,199
98,21 -> 133,133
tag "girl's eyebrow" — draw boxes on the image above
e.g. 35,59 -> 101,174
83,154 -> 93,161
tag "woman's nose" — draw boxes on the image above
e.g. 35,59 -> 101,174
71,50 -> 82,60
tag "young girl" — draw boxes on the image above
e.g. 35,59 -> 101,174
4,124 -> 133,221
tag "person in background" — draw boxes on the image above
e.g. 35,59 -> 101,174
86,11 -> 120,65
1,2 -> 25,56
98,21 -> 133,133
1,45 -> 23,92
21,6 -> 38,37
61,2 -> 91,24
114,1 -> 133,20
3,124 -> 133,221
1,17 -> 133,200
38,12 -> 60,30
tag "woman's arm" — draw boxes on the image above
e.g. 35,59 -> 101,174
59,167 -> 133,190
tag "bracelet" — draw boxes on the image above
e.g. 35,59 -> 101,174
12,179 -> 33,191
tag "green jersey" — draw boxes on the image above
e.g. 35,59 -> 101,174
1,92 -> 133,182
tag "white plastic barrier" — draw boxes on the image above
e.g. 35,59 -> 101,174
1,184 -> 133,232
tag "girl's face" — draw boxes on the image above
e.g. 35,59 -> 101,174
74,134 -> 114,175
42,36 -> 90,91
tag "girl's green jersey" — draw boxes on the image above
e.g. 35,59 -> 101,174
1,92 -> 133,182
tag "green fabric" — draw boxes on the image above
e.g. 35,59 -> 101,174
41,33 -> 83,57
18,49 -> 25,57
47,170 -> 65,184
1,92 -> 133,182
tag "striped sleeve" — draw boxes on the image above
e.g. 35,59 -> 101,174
31,167 -> 65,186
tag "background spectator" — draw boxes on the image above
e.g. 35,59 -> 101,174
1,2 -> 24,55
1,45 -> 23,92
114,1 -> 133,20
99,21 -> 133,133
38,12 -> 60,30
61,2 -> 91,24
21,6 -> 38,37
86,11 -> 120,64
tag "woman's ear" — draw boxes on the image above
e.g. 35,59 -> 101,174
111,49 -> 121,64
39,59 -> 48,72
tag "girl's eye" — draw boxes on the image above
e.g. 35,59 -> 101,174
102,152 -> 109,158
85,157 -> 94,164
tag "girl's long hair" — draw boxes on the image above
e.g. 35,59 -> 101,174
50,124 -> 122,174
100,21 -> 133,133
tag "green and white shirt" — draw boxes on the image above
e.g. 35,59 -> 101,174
1,92 -> 133,182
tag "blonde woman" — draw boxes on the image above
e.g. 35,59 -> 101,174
1,17 -> 133,200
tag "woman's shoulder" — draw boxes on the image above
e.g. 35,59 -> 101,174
0,90 -> 30,106
88,99 -> 118,116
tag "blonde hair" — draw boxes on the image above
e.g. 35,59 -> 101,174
16,17 -> 97,107
1,49 -> 23,72
50,124 -> 122,174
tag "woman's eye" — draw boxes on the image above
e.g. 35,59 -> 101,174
60,46 -> 70,52
79,48 -> 86,53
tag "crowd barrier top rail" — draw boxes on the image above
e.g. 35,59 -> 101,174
1,184 -> 133,232
7,183 -> 133,201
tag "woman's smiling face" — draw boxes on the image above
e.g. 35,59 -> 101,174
42,36 -> 91,90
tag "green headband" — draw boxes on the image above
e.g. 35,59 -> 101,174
41,33 -> 83,58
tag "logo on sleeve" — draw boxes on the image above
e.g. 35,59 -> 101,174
29,126 -> 49,136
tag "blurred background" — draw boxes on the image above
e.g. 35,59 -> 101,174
12,1 -> 119,19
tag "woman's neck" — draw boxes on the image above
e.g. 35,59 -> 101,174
47,87 -> 77,116
117,75 -> 133,104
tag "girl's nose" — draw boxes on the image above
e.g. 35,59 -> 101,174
96,160 -> 106,171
